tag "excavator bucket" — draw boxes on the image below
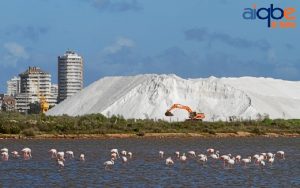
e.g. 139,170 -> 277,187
165,111 -> 174,116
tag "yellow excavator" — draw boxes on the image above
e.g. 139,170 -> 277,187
165,104 -> 205,121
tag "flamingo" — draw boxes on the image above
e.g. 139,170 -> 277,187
80,154 -> 85,161
253,154 -> 260,164
1,152 -> 9,161
210,151 -> 219,160
180,153 -> 187,162
111,149 -> 120,158
276,151 -> 285,159
198,154 -> 206,158
121,150 -> 127,156
11,151 -> 20,158
259,160 -> 266,167
235,155 -> 241,162
268,157 -> 275,165
111,152 -> 117,159
220,155 -> 230,167
255,155 -> 265,165
188,151 -> 196,157
207,148 -> 214,155
159,151 -> 164,158
267,152 -> 275,159
66,151 -> 74,159
1,148 -> 8,153
227,157 -> 235,168
49,149 -> 57,158
122,156 -> 128,163
241,156 -> 251,167
198,155 -> 207,165
57,160 -> 64,167
21,148 -> 32,160
260,153 -> 267,159
57,152 -> 65,161
165,157 -> 174,165
104,158 -> 115,170
128,152 -> 133,159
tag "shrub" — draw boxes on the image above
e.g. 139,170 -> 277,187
22,128 -> 37,137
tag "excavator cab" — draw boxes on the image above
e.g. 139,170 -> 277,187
189,112 -> 197,119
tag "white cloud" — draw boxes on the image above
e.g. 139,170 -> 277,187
4,42 -> 29,59
103,37 -> 135,54
1,42 -> 29,67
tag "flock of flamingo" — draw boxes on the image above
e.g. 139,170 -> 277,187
161,148 -> 285,168
1,147 -> 285,170
0,147 -> 133,169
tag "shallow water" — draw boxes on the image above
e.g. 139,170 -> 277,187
0,137 -> 299,187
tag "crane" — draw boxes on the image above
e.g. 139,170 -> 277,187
165,104 -> 205,121
34,77 -> 49,114
39,94 -> 49,113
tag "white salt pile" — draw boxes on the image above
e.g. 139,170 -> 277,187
47,74 -> 300,121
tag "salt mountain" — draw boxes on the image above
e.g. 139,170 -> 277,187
47,74 -> 300,121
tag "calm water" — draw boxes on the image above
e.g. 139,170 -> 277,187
0,137 -> 299,187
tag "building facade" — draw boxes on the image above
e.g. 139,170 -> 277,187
51,84 -> 58,104
7,76 -> 21,96
16,66 -> 57,113
58,50 -> 83,103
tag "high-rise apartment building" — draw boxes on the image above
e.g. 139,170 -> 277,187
7,76 -> 21,96
16,66 -> 57,113
19,66 -> 51,95
58,50 -> 83,102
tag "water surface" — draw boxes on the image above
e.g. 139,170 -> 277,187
0,137 -> 299,187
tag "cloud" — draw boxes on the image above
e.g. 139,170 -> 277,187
184,27 -> 270,51
90,0 -> 142,12
103,37 -> 135,54
4,25 -> 49,42
1,42 -> 29,67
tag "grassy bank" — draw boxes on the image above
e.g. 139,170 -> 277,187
0,112 -> 299,138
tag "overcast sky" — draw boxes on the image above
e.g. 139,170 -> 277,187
0,0 -> 299,92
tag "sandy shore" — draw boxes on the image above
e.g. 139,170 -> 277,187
0,132 -> 299,139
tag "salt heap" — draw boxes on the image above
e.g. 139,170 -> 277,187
47,74 -> 300,121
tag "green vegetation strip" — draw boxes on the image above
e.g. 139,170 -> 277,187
0,112 -> 299,137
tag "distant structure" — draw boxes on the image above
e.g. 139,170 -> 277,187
6,76 -> 21,96
15,66 -> 57,113
51,84 -> 58,102
58,50 -> 83,103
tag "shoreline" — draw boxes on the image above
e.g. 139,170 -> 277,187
0,132 -> 299,140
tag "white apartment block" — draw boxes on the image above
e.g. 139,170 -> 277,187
7,76 -> 21,96
16,66 -> 57,113
51,84 -> 58,101
58,50 -> 83,102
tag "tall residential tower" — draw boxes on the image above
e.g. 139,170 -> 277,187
58,50 -> 83,103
